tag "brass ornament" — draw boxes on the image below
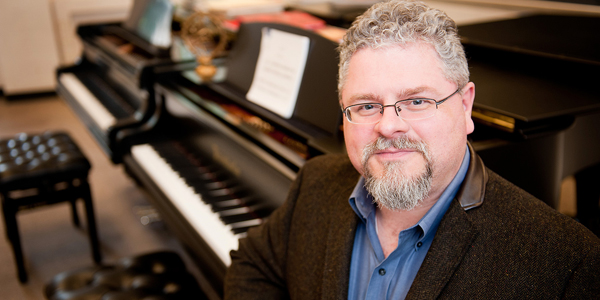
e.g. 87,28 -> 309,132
181,11 -> 228,82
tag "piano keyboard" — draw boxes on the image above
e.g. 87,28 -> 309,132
58,73 -> 116,131
130,142 -> 265,265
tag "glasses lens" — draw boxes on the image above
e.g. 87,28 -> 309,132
346,104 -> 382,124
397,99 -> 437,120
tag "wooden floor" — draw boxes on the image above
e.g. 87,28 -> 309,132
0,93 -> 200,299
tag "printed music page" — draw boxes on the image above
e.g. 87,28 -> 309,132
246,28 -> 310,119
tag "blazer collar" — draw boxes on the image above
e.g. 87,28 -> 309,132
457,142 -> 487,211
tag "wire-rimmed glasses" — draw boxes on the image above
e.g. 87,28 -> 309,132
342,88 -> 461,124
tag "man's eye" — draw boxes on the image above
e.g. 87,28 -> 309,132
398,99 -> 432,111
354,104 -> 377,112
352,104 -> 380,116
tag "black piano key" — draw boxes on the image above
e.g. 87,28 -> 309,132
219,213 -> 256,225
230,220 -> 263,235
219,208 -> 271,225
217,207 -> 253,217
185,179 -> 245,201
201,193 -> 252,205
211,197 -> 259,210
203,179 -> 240,190
232,227 -> 251,235
212,198 -> 244,208
212,200 -> 264,214
231,225 -> 262,235
204,186 -> 247,198
184,172 -> 234,187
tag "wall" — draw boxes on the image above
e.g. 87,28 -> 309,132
0,0 -> 61,95
0,0 -> 132,95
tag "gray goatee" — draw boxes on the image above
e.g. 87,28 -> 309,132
362,136 -> 433,211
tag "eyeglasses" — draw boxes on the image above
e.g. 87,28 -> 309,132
342,88 -> 461,124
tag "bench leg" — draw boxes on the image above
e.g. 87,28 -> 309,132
2,201 -> 28,283
81,182 -> 102,264
70,199 -> 81,227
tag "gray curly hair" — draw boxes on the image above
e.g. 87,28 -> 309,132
337,0 -> 469,98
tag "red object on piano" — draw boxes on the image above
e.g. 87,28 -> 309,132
223,10 -> 327,31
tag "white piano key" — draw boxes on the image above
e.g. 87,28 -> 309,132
59,73 -> 116,131
131,144 -> 239,266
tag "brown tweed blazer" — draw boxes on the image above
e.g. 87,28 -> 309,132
225,148 -> 600,299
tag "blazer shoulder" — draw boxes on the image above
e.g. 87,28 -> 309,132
474,168 -> 600,247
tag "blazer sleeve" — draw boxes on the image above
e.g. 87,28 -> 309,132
223,165 -> 306,300
561,241 -> 600,298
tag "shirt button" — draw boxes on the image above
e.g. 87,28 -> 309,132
417,242 -> 423,247
378,268 -> 386,276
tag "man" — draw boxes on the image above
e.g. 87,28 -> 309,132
224,0 -> 600,299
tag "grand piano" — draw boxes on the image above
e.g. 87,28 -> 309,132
56,3 -> 599,299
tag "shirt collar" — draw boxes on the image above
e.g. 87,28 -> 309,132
348,176 -> 372,223
348,146 -> 471,236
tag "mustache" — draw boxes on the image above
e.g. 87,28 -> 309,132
361,136 -> 430,165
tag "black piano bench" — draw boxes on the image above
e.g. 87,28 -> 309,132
44,251 -> 206,300
0,131 -> 101,283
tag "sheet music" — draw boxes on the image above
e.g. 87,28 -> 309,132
246,28 -> 310,119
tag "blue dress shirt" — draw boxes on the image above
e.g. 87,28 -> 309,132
347,148 -> 470,300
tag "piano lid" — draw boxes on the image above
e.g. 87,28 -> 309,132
459,14 -> 600,65
459,14 -> 600,135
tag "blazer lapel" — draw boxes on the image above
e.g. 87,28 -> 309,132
406,145 -> 486,298
406,200 -> 479,299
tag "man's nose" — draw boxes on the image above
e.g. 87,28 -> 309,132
375,105 -> 410,138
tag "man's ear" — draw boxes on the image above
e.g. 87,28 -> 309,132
462,82 -> 475,134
